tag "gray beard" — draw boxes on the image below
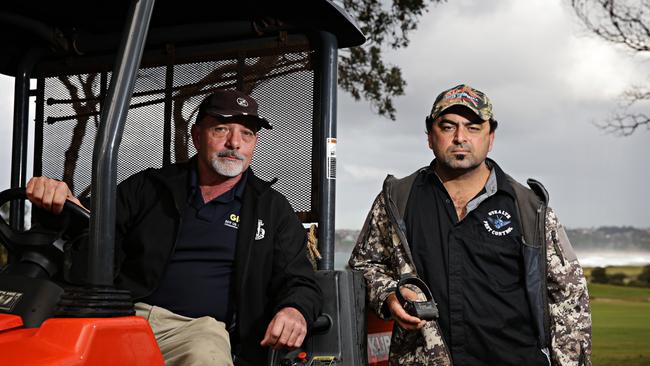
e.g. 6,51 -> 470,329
210,150 -> 245,177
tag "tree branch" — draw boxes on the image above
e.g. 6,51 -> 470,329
571,0 -> 650,52
339,0 -> 444,120
596,112 -> 650,136
571,0 -> 650,136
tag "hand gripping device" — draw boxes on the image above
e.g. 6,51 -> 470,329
395,276 -> 439,321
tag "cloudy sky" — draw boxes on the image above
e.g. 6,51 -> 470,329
336,0 -> 650,230
0,0 -> 648,231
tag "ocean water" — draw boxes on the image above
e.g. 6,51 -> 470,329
335,251 -> 353,269
576,251 -> 650,267
334,250 -> 650,269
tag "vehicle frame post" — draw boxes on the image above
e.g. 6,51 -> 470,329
10,49 -> 45,232
88,0 -> 156,286
317,31 -> 338,271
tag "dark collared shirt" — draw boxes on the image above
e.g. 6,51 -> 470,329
142,165 -> 247,325
404,159 -> 547,366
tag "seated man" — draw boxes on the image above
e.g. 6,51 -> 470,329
27,89 -> 323,366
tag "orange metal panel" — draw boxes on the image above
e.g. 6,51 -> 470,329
0,317 -> 164,365
0,313 -> 23,332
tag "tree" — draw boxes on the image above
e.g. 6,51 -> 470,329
590,266 -> 608,283
570,0 -> 650,136
43,1 -> 446,192
339,0 -> 444,120
607,272 -> 627,285
638,264 -> 650,286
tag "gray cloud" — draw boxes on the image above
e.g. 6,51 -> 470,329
336,0 -> 650,229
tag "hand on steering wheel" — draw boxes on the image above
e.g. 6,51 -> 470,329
0,187 -> 90,278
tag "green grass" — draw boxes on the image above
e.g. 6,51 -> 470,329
588,279 -> 650,366
589,283 -> 650,302
583,265 -> 648,287
608,265 -> 645,277
591,300 -> 650,366
584,265 -> 645,278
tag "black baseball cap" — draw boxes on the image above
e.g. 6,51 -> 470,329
196,89 -> 272,130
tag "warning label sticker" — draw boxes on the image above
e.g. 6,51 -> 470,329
326,138 -> 336,180
367,331 -> 391,363
0,290 -> 22,312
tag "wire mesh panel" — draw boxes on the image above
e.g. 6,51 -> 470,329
172,53 -> 316,214
37,43 -> 318,219
41,73 -> 103,198
41,70 -> 167,198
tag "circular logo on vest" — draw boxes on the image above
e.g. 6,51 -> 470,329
483,209 -> 513,236
236,97 -> 249,107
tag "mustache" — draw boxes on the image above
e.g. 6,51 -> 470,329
449,144 -> 471,152
216,149 -> 245,161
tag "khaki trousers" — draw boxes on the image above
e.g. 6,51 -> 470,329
135,302 -> 233,366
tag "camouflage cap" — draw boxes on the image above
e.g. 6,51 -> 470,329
429,84 -> 493,122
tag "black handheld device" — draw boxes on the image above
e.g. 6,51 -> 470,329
395,276 -> 439,321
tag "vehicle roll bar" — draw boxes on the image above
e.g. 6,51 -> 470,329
88,0 -> 156,286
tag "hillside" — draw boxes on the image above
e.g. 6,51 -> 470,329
335,226 -> 650,252
567,227 -> 650,251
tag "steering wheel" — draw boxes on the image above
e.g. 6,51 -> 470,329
0,187 -> 90,278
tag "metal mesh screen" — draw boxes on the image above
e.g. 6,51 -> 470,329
42,73 -> 103,198
37,47 -> 317,218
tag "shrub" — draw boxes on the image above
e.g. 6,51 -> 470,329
637,265 -> 650,287
591,267 -> 608,284
608,272 -> 627,286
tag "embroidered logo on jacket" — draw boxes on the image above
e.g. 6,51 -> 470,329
224,213 -> 240,229
255,219 -> 265,240
483,209 -> 513,236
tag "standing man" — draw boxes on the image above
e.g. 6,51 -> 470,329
27,89 -> 322,366
349,84 -> 591,365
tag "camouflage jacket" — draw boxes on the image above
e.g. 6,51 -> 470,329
349,170 -> 592,366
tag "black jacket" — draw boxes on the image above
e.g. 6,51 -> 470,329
350,163 -> 590,365
112,159 -> 322,365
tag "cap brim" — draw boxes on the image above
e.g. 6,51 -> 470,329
431,103 -> 485,122
205,108 -> 273,130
